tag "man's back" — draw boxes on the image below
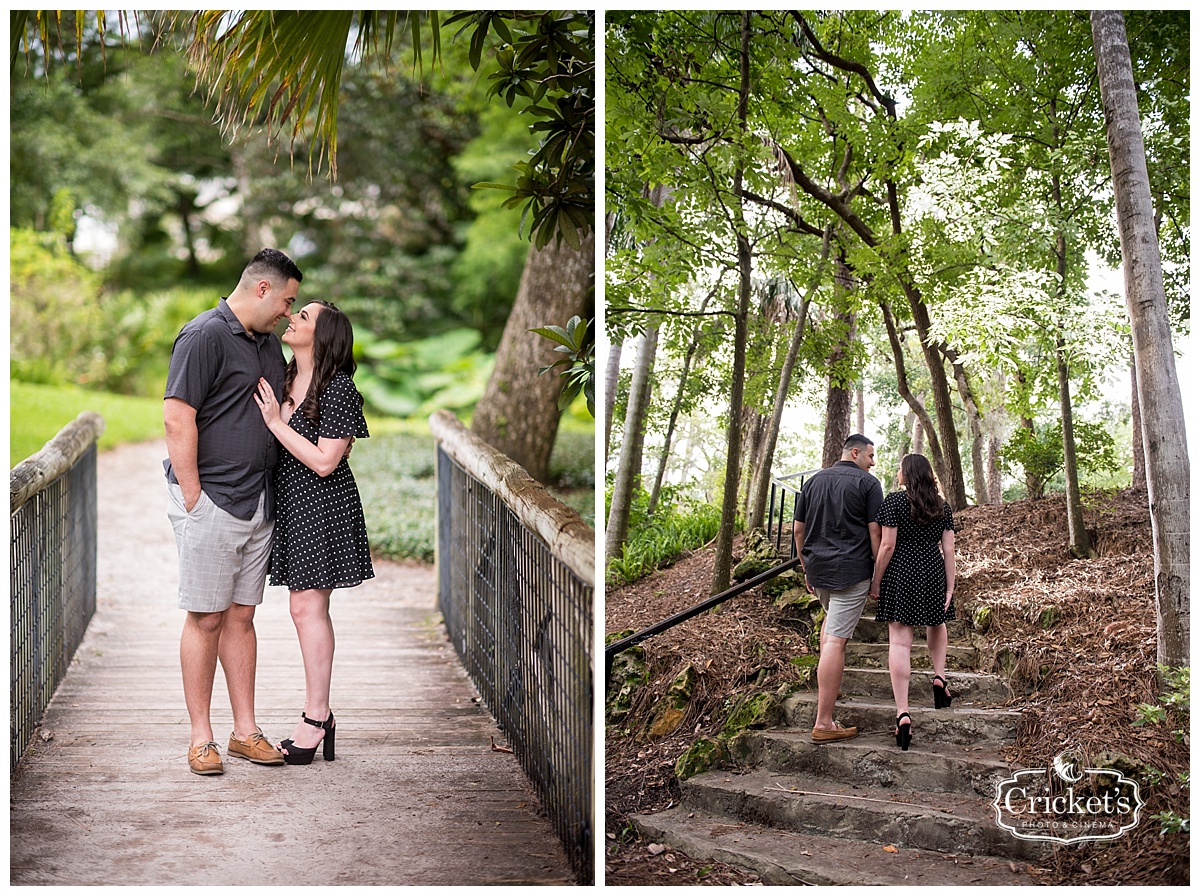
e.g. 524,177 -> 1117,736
795,460 -> 882,590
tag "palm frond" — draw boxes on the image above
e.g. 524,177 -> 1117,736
185,10 -> 388,180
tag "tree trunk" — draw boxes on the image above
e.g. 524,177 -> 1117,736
603,337 -> 623,462
822,381 -> 852,468
1093,9 -> 1190,668
649,286 -> 715,515
648,317 -> 707,515
710,13 -> 753,597
879,298 -> 945,484
987,431 -> 1003,505
899,408 -> 915,458
898,279 -> 968,509
948,353 -> 987,505
740,407 -> 767,520
1056,323 -> 1095,558
471,234 -> 594,484
1130,360 -> 1146,490
746,291 -> 813,532
604,325 -> 659,558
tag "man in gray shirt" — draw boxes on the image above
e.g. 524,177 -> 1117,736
164,248 -> 302,775
793,434 -> 883,743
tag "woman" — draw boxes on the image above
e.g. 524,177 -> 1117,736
254,300 -> 374,764
868,453 -> 956,751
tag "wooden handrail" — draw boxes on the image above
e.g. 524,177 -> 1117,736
429,409 -> 595,587
10,411 -> 106,514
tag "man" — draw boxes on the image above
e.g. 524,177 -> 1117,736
164,248 -> 302,775
792,433 -> 883,744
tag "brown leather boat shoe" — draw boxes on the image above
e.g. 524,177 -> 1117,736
228,729 -> 285,765
188,741 -> 225,775
811,722 -> 859,744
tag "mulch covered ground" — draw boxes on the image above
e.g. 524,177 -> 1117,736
603,488 -> 1189,886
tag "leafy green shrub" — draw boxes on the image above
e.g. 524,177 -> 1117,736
1001,420 -> 1120,498
606,487 -> 723,586
90,287 -> 219,396
10,227 -> 104,386
354,327 -> 494,418
352,428 -> 438,562
548,425 -> 596,490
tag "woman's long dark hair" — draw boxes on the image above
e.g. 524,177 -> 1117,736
284,300 -> 361,424
900,453 -> 945,526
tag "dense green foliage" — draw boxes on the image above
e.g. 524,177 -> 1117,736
605,487 -> 723,586
9,12 -> 537,415
605,10 -> 1188,564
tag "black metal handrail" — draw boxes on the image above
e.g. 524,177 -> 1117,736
603,555 -> 803,688
765,468 -> 819,557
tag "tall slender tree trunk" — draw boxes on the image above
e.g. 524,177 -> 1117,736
1093,9 -> 1190,668
603,337 -> 623,463
899,409 -> 915,458
604,325 -> 659,558
1056,324 -> 1095,558
647,314 -> 708,515
1049,160 -> 1095,557
472,234 -> 594,483
948,352 -> 987,505
710,13 -> 753,596
879,298 -> 945,484
987,432 -> 1003,505
746,292 -> 813,532
1130,360 -> 1146,490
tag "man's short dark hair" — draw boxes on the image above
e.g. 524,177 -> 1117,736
244,248 -> 303,284
844,433 -> 874,451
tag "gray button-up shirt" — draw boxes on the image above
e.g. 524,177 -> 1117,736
793,460 -> 883,590
163,299 -> 286,520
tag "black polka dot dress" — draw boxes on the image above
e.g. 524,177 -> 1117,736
874,491 -> 955,626
269,371 -> 374,591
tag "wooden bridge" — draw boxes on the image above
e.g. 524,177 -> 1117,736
9,439 -> 574,885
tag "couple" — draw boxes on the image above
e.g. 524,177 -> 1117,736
163,249 -> 374,775
793,434 -> 957,751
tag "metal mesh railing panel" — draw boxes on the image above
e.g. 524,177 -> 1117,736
437,445 -> 593,883
10,445 -> 99,770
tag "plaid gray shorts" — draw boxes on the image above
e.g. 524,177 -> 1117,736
167,482 -> 273,613
814,579 -> 871,640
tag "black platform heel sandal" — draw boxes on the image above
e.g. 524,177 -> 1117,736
279,711 -> 335,765
895,712 -> 912,751
316,710 -> 336,762
932,675 -> 953,709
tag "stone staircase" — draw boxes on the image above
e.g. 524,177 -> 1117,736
632,601 -> 1048,885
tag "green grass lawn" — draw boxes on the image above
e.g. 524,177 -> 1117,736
10,381 -> 166,467
12,382 -> 595,562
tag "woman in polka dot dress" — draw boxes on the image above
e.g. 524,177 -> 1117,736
254,300 -> 373,764
868,453 -> 956,751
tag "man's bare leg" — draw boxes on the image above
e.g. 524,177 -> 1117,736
219,603 -> 260,740
181,610 -> 224,746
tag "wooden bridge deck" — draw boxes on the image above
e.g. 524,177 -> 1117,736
9,439 -> 575,886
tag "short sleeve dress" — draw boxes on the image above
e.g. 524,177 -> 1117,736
874,491 -> 955,626
269,371 -> 375,591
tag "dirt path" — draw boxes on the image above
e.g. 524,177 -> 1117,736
10,439 -> 574,885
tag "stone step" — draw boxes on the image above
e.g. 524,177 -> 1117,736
633,806 -> 1042,886
678,768 -> 1047,862
843,641 -> 979,671
806,667 -> 1015,704
782,692 -> 1024,745
730,728 -> 1016,798
851,615 -> 972,643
